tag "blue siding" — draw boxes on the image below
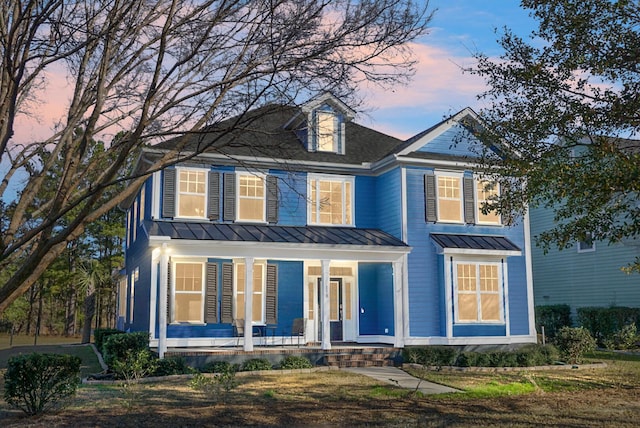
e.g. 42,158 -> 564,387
125,232 -> 152,333
269,170 -> 307,226
416,124 -> 480,158
404,166 -> 531,338
358,263 -> 394,336
454,325 -> 507,337
355,176 -> 376,228
375,168 -> 402,239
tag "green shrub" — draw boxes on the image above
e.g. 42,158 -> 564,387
603,323 -> 639,350
201,360 -> 239,374
110,348 -> 159,381
535,304 -> 572,338
577,307 -> 640,345
402,346 -> 457,367
241,358 -> 272,371
279,355 -> 313,369
93,328 -> 123,353
515,344 -> 558,366
102,331 -> 150,369
554,326 -> 596,364
3,353 -> 81,416
153,356 -> 191,376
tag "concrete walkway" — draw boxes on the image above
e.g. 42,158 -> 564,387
344,366 -> 460,395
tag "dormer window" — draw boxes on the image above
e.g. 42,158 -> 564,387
317,110 -> 337,152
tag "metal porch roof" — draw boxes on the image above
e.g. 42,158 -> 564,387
146,221 -> 408,247
430,233 -> 521,252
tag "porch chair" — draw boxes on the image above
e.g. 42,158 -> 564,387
290,317 -> 306,347
233,319 -> 261,346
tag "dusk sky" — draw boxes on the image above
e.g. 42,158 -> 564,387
12,1 -> 539,145
363,0 -> 538,139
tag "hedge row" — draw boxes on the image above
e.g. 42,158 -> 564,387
402,344 -> 559,368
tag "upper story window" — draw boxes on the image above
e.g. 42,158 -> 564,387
139,185 -> 145,224
308,174 -> 354,226
437,174 -> 463,223
237,173 -> 266,222
177,168 -> 207,218
425,172 -> 502,226
577,232 -> 595,253
476,180 -> 501,225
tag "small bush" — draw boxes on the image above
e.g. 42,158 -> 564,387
93,328 -> 123,353
603,323 -> 639,350
102,331 -> 150,369
4,353 -> 81,416
554,326 -> 596,364
241,358 -> 272,371
153,356 -> 191,376
110,348 -> 159,381
535,304 -> 572,339
279,355 -> 313,369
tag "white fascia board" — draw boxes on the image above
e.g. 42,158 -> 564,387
301,93 -> 357,119
148,238 -> 410,262
143,148 -> 373,174
399,107 -> 481,156
437,247 -> 522,257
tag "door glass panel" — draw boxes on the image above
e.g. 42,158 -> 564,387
307,282 -> 315,320
344,282 -> 352,321
329,280 -> 339,321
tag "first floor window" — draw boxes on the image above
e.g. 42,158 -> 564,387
455,261 -> 502,323
235,262 -> 265,323
174,262 -> 204,323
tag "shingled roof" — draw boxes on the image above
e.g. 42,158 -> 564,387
150,104 -> 404,165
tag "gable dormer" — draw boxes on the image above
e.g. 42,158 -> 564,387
297,92 -> 356,155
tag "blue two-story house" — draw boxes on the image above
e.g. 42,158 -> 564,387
121,93 -> 536,357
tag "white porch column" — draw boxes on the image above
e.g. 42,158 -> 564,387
321,259 -> 331,350
393,260 -> 404,348
244,257 -> 255,352
158,244 -> 169,359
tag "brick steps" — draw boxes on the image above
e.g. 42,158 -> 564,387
324,349 -> 398,368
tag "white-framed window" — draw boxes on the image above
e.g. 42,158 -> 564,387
476,179 -> 501,225
139,185 -> 145,225
176,168 -> 207,218
237,172 -> 266,222
317,110 -> 337,152
577,232 -> 596,253
173,261 -> 205,323
308,174 -> 354,226
454,261 -> 503,323
129,267 -> 139,323
436,173 -> 463,223
234,261 -> 266,324
132,198 -> 138,242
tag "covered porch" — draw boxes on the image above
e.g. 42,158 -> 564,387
145,222 -> 411,358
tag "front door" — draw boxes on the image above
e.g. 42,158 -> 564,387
316,277 -> 353,342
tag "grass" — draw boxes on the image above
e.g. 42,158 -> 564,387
0,348 -> 639,426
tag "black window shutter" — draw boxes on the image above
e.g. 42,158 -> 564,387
208,171 -> 220,221
205,263 -> 218,323
463,176 -> 476,224
166,260 -> 172,322
162,169 -> 176,218
221,263 -> 234,323
223,173 -> 236,221
265,264 -> 278,324
266,175 -> 279,223
424,173 -> 437,222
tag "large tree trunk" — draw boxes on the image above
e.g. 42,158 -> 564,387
81,291 -> 96,344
